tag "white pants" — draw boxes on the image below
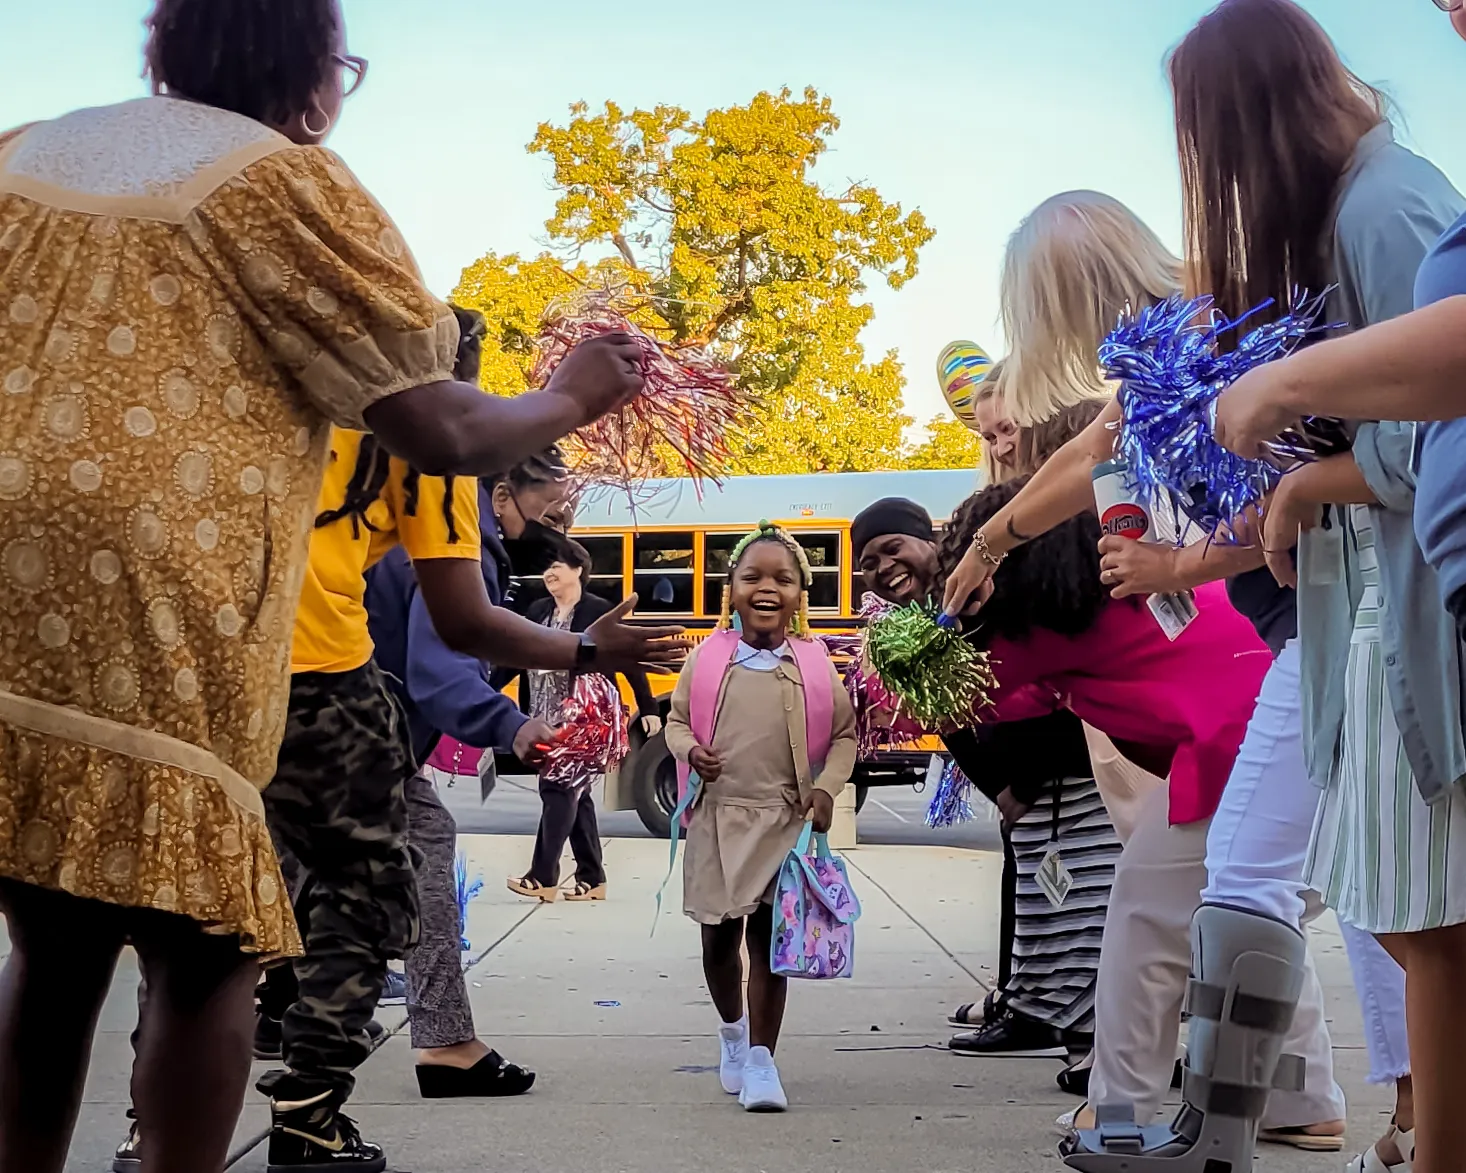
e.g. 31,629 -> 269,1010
1201,641 -> 1320,927
1339,920 -> 1411,1085
1087,783 -> 1346,1126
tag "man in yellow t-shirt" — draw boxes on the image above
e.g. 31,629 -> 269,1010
245,425 -> 481,1162
247,322 -> 687,1170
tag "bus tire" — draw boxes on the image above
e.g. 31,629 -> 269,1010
632,730 -> 677,840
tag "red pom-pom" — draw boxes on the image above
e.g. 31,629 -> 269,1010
540,674 -> 631,789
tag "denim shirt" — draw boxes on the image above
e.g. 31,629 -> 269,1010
1292,123 -> 1466,805
1298,423 -> 1466,804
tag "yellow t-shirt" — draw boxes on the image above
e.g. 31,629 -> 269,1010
290,428 -> 482,673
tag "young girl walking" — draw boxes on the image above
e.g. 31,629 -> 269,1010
665,523 -> 857,1112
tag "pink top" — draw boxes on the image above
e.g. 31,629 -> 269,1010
982,583 -> 1270,826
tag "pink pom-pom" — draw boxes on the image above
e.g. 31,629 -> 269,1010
530,299 -> 751,499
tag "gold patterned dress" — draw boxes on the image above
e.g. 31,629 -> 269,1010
0,97 -> 459,954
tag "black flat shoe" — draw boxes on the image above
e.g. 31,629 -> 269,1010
948,1008 -> 1067,1058
416,1050 -> 536,1099
1056,1062 -> 1090,1097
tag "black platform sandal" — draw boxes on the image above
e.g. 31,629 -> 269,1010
416,1050 -> 537,1099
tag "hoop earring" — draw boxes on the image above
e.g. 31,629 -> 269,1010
300,106 -> 332,139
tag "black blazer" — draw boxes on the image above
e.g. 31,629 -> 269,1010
515,590 -> 659,719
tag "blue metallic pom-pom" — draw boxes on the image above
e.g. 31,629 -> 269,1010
1098,291 -> 1335,537
455,850 -> 485,952
925,757 -> 976,828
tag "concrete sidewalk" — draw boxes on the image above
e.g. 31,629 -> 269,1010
16,835 -> 1388,1172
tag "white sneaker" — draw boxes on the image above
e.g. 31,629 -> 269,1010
738,1046 -> 788,1112
718,1018 -> 748,1094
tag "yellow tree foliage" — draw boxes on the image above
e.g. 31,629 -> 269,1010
904,417 -> 983,470
451,87 -> 935,475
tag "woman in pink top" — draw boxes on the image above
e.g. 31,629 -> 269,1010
940,480 -> 1271,827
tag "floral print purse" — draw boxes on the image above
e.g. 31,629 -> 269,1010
771,821 -> 861,979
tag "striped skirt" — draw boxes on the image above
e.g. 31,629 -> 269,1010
1306,637 -> 1466,934
1004,776 -> 1122,1033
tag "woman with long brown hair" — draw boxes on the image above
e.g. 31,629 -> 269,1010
1162,7 -> 1462,1173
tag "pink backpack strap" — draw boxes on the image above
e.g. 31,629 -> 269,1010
789,637 -> 834,774
674,630 -> 741,823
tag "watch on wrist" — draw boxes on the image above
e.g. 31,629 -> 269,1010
575,631 -> 598,668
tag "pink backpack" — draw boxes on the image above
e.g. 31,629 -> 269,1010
673,630 -> 835,826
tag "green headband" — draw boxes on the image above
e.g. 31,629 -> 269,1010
728,520 -> 812,588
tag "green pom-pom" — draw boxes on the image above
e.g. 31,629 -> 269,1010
865,603 -> 996,729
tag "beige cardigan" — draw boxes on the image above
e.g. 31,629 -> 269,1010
664,641 -> 857,804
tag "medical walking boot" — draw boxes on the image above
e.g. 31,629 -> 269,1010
1063,904 -> 1308,1173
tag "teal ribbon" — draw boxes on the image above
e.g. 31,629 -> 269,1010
652,771 -> 701,935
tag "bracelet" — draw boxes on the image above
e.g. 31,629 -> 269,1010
971,531 -> 1005,569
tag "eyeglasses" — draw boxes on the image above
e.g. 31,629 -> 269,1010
334,53 -> 369,97
1435,0 -> 1464,12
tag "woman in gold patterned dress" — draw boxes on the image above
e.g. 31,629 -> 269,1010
0,3 -> 648,1170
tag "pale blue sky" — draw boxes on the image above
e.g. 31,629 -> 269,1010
4,1 -> 1462,433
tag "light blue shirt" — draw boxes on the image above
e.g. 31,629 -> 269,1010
1295,123 -> 1466,804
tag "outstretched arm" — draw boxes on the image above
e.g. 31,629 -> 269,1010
943,398 -> 1120,615
1214,297 -> 1466,457
363,334 -> 645,476
414,560 -> 686,674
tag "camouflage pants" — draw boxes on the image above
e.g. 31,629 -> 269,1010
254,662 -> 420,1106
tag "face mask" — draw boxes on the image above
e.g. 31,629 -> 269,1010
502,518 -> 573,578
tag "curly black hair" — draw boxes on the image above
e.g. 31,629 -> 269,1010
937,477 -> 1111,643
144,0 -> 338,128
450,305 -> 487,384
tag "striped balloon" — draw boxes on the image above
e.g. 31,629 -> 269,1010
935,341 -> 993,430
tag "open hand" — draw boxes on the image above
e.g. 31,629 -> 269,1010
803,789 -> 836,834
587,595 -> 689,675
512,718 -> 560,768
545,333 -> 646,424
1097,535 -> 1182,599
688,744 -> 723,784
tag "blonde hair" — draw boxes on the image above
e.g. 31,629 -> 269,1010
1000,191 -> 1181,427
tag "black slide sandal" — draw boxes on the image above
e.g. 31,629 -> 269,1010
416,1051 -> 537,1099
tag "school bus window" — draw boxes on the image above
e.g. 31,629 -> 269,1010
794,532 -> 841,613
578,535 -> 625,601
702,532 -> 741,616
633,531 -> 694,614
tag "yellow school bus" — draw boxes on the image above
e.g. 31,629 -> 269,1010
565,468 -> 980,834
